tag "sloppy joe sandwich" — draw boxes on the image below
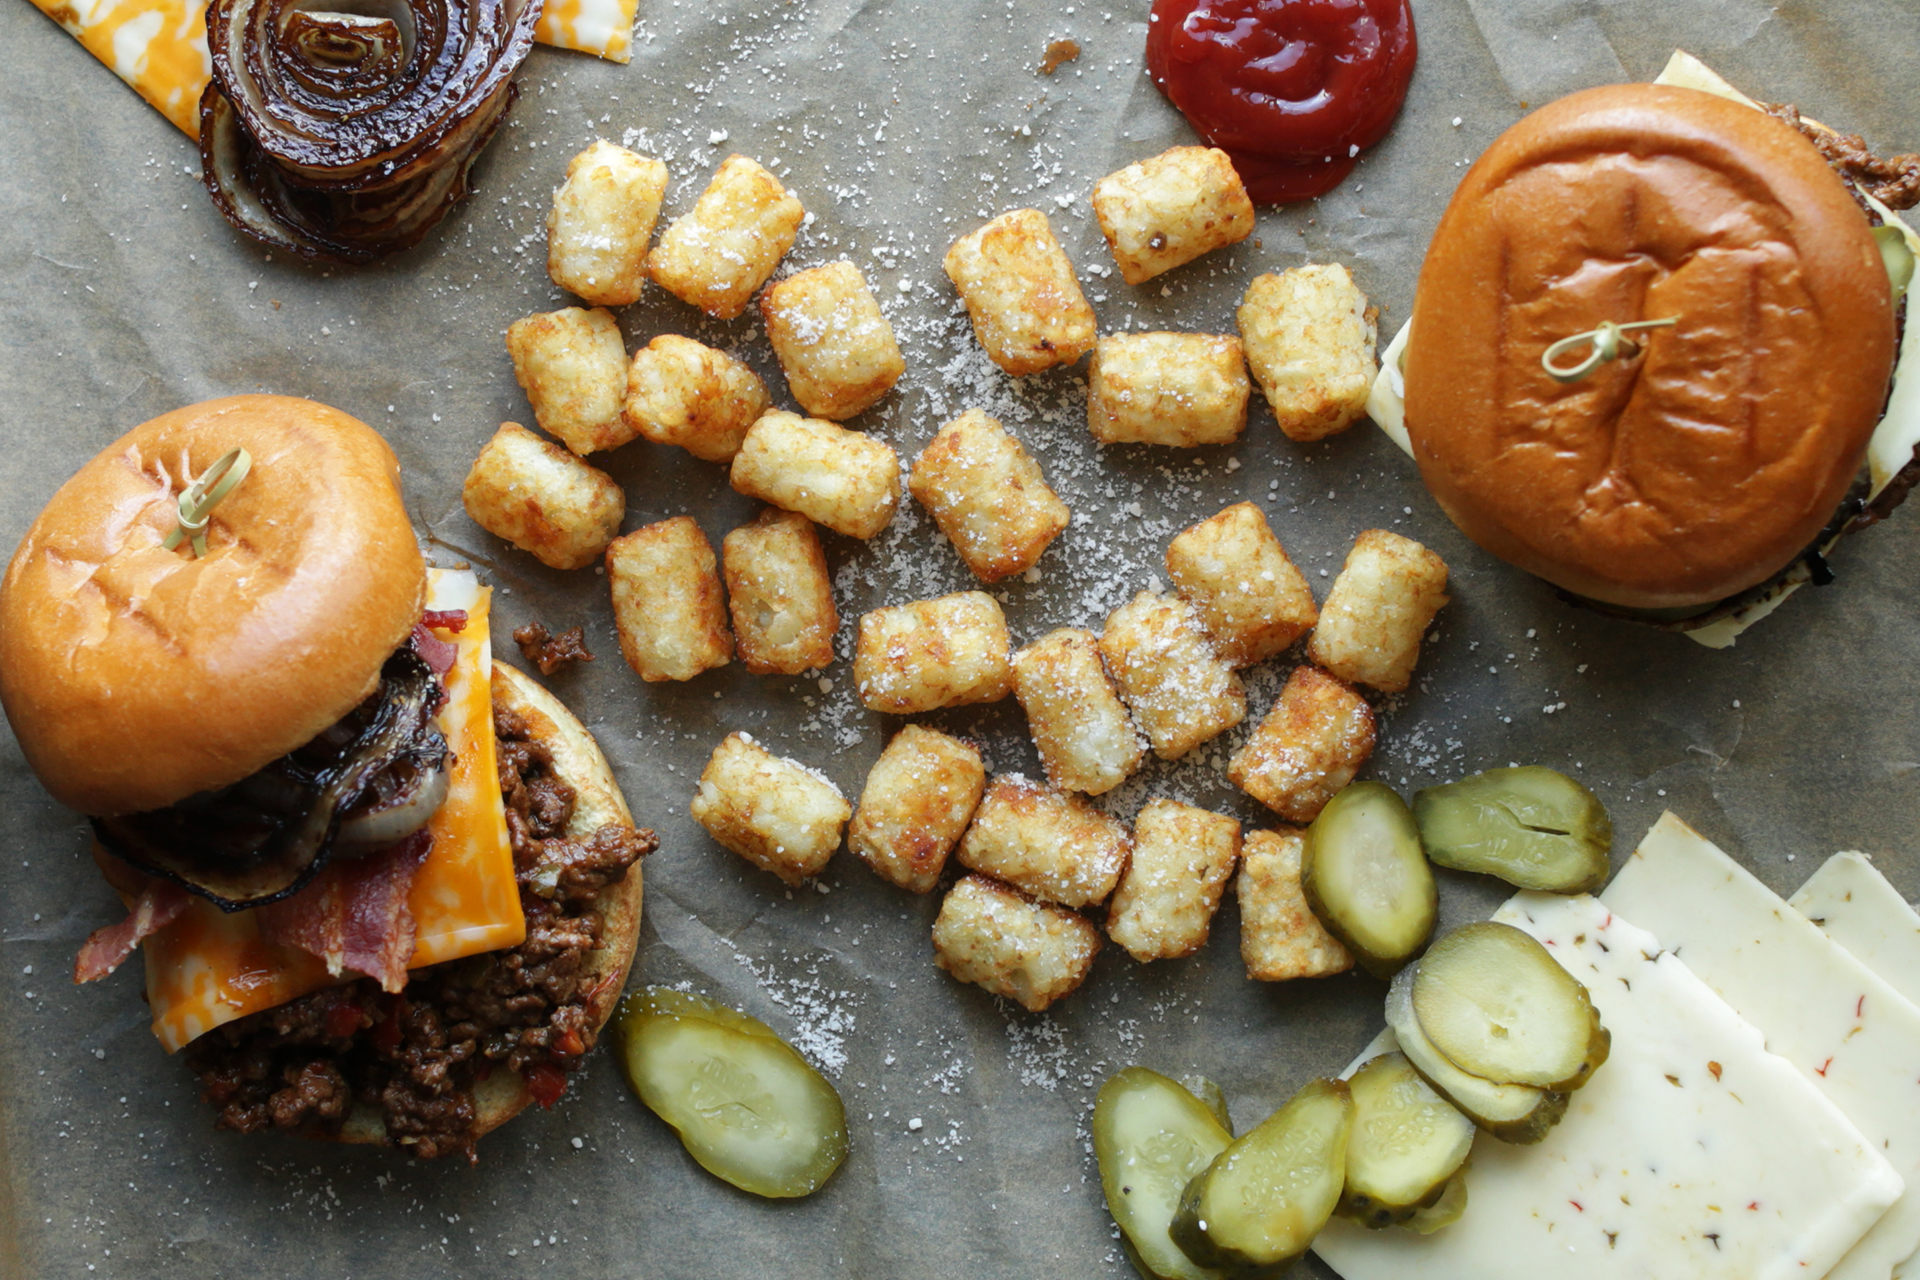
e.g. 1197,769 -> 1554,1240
1368,53 -> 1920,646
0,395 -> 652,1160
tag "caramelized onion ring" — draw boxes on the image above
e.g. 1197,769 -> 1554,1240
198,0 -> 543,263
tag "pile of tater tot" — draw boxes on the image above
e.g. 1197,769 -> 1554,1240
462,134 -> 1451,1012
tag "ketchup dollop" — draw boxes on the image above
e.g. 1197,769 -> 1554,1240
1146,0 -> 1417,203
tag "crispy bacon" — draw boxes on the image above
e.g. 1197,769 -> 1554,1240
421,609 -> 469,633
257,829 -> 432,993
74,879 -> 193,983
410,623 -> 460,678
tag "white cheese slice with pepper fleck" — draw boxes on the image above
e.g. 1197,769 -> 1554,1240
1604,813 -> 1920,1280
1313,891 -> 1900,1280
1792,853 -> 1920,1011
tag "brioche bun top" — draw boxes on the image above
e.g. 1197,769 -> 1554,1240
0,395 -> 425,815
1405,83 -> 1896,610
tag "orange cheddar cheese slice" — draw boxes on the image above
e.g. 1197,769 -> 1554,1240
126,567 -> 520,1052
535,0 -> 634,66
30,0 -> 636,141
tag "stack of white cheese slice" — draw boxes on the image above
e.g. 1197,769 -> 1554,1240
1315,812 -> 1920,1280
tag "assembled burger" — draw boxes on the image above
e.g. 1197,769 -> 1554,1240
0,395 -> 652,1160
1368,53 -> 1920,646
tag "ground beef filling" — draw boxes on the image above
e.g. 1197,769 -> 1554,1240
185,704 -> 653,1161
512,623 -> 594,675
1767,102 -> 1920,212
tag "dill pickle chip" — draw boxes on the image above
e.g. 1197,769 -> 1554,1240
1404,1166 -> 1469,1234
1178,1073 -> 1234,1134
1412,922 -> 1611,1091
1385,969 -> 1568,1144
1338,1052 -> 1474,1228
1302,782 -> 1437,978
1170,1077 -> 1354,1279
1412,766 -> 1612,893
1095,1068 -> 1233,1280
614,987 -> 848,1198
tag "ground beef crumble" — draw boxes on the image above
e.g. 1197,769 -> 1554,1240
513,623 -> 595,675
186,704 -> 655,1162
1767,102 -> 1920,211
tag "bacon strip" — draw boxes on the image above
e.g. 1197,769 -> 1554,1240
74,880 -> 193,983
421,609 -> 469,634
411,622 -> 460,677
257,830 -> 432,993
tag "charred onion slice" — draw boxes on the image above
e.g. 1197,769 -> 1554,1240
198,0 -> 541,263
95,648 -> 448,909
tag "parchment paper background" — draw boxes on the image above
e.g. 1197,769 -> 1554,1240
1,1 -> 1917,1276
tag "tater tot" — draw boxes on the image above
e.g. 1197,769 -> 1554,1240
729,410 -> 899,539
1238,263 -> 1378,442
1165,502 -> 1318,668
908,410 -> 1070,583
623,334 -> 771,463
1237,828 -> 1353,981
606,517 -> 732,683
848,725 -> 987,893
721,507 -> 837,675
505,307 -> 631,456
943,208 -> 1097,376
1091,146 -> 1254,285
647,155 -> 805,319
760,260 -> 905,421
1086,332 -> 1250,447
1227,664 -> 1375,823
853,592 -> 1014,714
463,422 -> 625,571
932,874 -> 1102,1012
691,731 -> 849,886
546,140 -> 668,307
1012,628 -> 1144,796
955,774 -> 1131,908
1306,529 -> 1449,693
1106,799 -> 1241,963
1098,591 -> 1246,760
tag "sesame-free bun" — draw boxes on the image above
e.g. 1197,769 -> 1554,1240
0,395 -> 425,815
1405,83 -> 1896,610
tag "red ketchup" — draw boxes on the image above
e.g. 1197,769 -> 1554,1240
1146,0 -> 1417,203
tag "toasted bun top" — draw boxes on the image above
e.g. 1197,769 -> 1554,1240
0,395 -> 425,815
1405,83 -> 1896,610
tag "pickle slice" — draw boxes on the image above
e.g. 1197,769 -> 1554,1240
1412,766 -> 1612,893
1170,1077 -> 1354,1279
1404,1166 -> 1469,1234
1385,971 -> 1568,1144
1338,1052 -> 1474,1228
1411,922 -> 1610,1091
1179,1073 -> 1234,1134
1302,782 -> 1437,978
1095,1068 -> 1233,1280
613,987 -> 848,1198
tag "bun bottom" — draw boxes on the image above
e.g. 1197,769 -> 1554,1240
335,661 -> 644,1148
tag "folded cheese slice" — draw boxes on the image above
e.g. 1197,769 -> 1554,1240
1792,853 -> 1920,1011
28,0 -> 636,140
1605,813 -> 1920,1280
129,567 -> 521,1052
1314,892 -> 1901,1280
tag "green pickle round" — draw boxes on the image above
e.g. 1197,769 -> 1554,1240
614,987 -> 848,1198
1302,782 -> 1437,979
1412,766 -> 1612,893
1094,1067 -> 1234,1280
1171,1077 -> 1355,1279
